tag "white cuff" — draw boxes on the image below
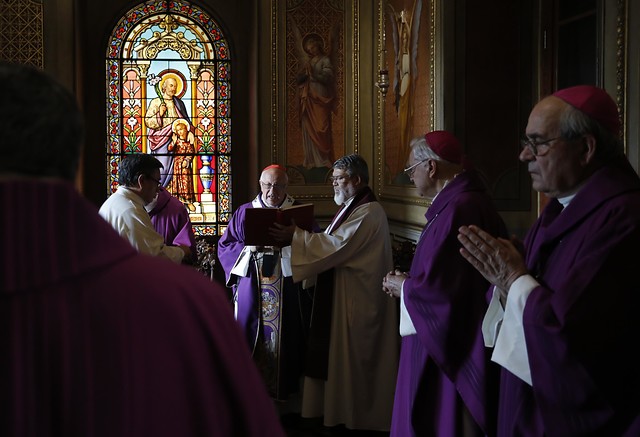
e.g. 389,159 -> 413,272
280,246 -> 292,277
482,286 -> 505,347
490,275 -> 538,385
229,246 -> 252,280
301,276 -> 317,289
399,280 -> 417,336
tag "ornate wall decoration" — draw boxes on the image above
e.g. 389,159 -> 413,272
376,0 -> 436,207
381,0 -> 434,185
616,0 -> 627,147
0,0 -> 44,68
283,0 -> 346,187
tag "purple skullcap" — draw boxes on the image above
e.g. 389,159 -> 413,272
552,85 -> 620,135
425,130 -> 463,165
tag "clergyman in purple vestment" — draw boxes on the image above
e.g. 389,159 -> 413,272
0,61 -> 284,437
217,165 -> 318,404
459,85 -> 640,435
147,186 -> 197,259
383,131 -> 505,437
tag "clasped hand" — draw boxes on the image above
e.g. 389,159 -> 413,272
269,221 -> 297,246
382,269 -> 406,298
457,225 -> 529,292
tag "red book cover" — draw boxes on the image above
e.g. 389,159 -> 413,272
244,203 -> 314,246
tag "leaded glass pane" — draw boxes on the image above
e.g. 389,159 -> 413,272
105,1 -> 231,235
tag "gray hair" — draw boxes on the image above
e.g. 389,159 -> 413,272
333,154 -> 369,184
559,104 -> 624,162
409,136 -> 443,163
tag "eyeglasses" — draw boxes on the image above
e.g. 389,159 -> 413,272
403,159 -> 428,177
520,136 -> 563,156
329,175 -> 350,184
259,181 -> 287,191
146,175 -> 162,187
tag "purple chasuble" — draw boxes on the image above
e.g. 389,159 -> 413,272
148,187 -> 196,257
217,196 -> 319,399
1,180 -> 284,437
391,170 -> 506,437
497,158 -> 640,436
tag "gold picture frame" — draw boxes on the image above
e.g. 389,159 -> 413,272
376,0 -> 438,206
265,0 -> 358,203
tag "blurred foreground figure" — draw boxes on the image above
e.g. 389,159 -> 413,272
0,62 -> 284,437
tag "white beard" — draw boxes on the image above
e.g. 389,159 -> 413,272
334,190 -> 346,206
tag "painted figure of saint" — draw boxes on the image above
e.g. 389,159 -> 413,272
167,118 -> 196,211
145,73 -> 191,187
388,0 -> 422,176
291,19 -> 340,169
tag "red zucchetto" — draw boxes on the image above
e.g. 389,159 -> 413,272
262,164 -> 287,172
552,85 -> 620,135
425,130 -> 463,165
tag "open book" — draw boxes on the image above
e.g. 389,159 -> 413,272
244,203 -> 314,247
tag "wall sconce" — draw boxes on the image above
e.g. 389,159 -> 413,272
376,69 -> 390,97
376,6 -> 389,98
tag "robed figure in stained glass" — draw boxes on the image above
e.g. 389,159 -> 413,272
167,118 -> 197,211
145,74 -> 191,187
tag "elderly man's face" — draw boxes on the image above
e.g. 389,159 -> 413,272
163,78 -> 177,97
520,97 -> 588,198
405,151 -> 435,198
259,168 -> 288,207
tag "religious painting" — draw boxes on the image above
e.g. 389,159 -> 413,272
284,0 -> 346,186
381,0 -> 434,186
105,1 -> 232,236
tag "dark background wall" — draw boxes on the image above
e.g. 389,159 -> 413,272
450,0 -> 535,217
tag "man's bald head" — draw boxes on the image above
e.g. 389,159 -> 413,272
259,165 -> 288,207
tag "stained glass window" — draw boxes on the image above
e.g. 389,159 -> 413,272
106,0 -> 231,236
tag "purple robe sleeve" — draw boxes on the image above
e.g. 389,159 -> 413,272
150,195 -> 197,257
217,203 -> 251,286
517,197 -> 640,434
166,200 -> 196,256
496,162 -> 640,435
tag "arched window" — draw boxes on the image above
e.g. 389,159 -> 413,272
105,0 -> 231,236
